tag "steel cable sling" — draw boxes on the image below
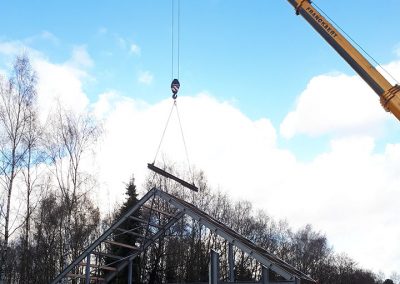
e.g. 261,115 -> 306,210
148,0 -> 197,192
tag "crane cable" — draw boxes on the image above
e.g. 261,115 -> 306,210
152,0 -> 195,185
312,1 -> 399,85
171,0 -> 180,81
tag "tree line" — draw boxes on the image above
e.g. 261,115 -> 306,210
0,56 -> 398,284
127,171 -> 399,284
0,55 -> 101,283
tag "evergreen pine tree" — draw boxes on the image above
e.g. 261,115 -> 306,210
107,175 -> 142,283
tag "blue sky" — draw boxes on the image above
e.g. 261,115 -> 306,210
2,0 -> 400,157
1,0 -> 399,118
1,0 -> 400,277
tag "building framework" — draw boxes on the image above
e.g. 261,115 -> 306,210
51,187 -> 316,284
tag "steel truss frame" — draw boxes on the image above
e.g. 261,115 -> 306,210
51,187 -> 316,284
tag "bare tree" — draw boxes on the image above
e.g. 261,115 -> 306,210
18,68 -> 43,284
43,106 -> 101,272
0,55 -> 36,283
389,272 -> 400,284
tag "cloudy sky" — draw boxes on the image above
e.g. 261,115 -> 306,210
1,0 -> 400,277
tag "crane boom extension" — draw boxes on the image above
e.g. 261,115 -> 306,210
287,0 -> 400,122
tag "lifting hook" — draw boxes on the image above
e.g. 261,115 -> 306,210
171,79 -> 180,99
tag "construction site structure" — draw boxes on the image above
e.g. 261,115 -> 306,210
51,187 -> 316,284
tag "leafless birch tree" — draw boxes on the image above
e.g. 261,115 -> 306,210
0,55 -> 36,283
43,106 -> 101,273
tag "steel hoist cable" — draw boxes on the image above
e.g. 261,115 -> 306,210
313,1 -> 399,85
152,101 -> 175,164
171,0 -> 180,81
149,0 -> 197,191
151,100 -> 195,187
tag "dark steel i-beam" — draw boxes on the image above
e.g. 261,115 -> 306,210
147,163 -> 198,191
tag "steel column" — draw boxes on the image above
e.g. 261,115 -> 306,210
85,255 -> 90,284
210,250 -> 219,284
261,266 -> 269,284
228,243 -> 234,282
128,259 -> 132,284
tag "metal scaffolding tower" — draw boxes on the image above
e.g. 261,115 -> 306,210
51,187 -> 316,284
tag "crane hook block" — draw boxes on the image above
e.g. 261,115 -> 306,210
171,79 -> 180,99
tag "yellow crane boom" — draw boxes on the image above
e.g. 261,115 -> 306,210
287,0 -> 400,121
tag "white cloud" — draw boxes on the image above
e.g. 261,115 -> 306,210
0,40 -> 42,59
91,88 -> 400,276
0,40 -> 91,119
138,71 -> 153,85
0,34 -> 58,60
377,60 -> 400,86
97,27 -> 108,35
395,44 -> 400,57
92,92 -> 285,211
130,44 -> 141,56
92,91 -> 119,119
40,31 -> 59,44
25,31 -> 59,45
68,45 -> 94,68
284,136 -> 400,274
33,59 -> 90,120
280,73 -> 389,139
275,61 -> 400,274
280,58 -> 400,140
116,36 -> 127,49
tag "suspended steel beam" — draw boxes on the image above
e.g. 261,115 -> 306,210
148,163 -> 198,192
